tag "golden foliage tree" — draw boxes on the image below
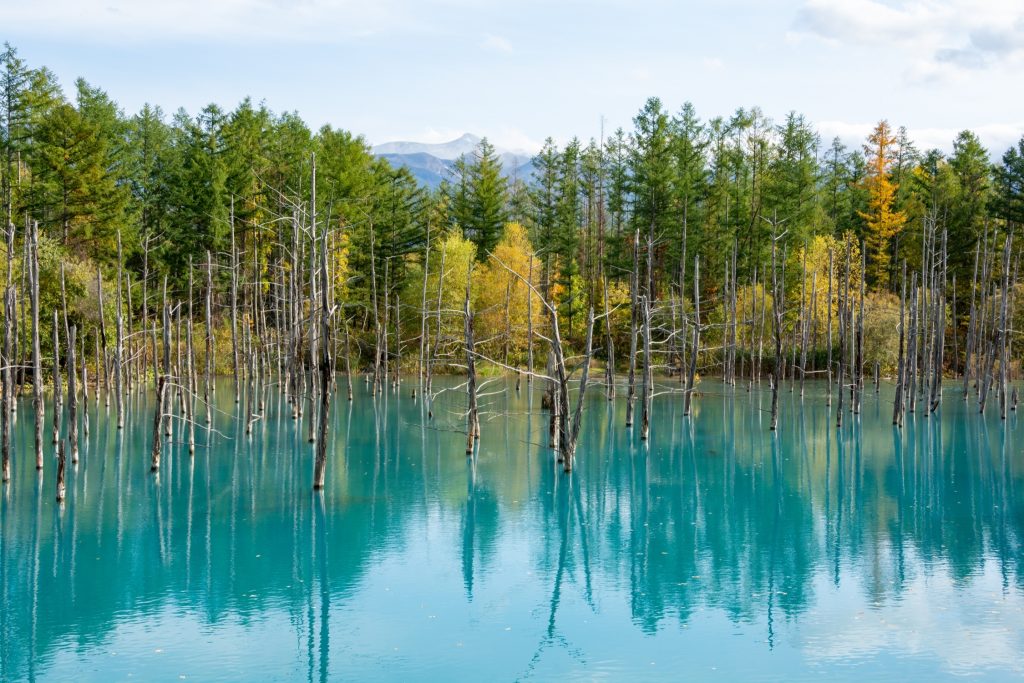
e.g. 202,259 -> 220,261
859,120 -> 906,288
795,233 -> 862,341
419,230 -> 477,346
473,222 -> 543,363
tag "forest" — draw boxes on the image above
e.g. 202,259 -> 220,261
2,41 -> 1024,480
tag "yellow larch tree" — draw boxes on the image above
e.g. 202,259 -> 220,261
858,120 -> 906,288
473,222 -> 543,364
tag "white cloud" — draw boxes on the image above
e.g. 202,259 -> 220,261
816,119 -> 1024,156
802,567 -> 1024,677
793,0 -> 1024,82
0,0 -> 419,42
486,127 -> 543,155
480,33 -> 513,54
700,56 -> 724,70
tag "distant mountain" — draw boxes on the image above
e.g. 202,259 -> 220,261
373,133 -> 484,161
376,152 -> 454,188
372,134 -> 535,189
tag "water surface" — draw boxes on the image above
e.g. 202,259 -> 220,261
1,379 -> 1022,681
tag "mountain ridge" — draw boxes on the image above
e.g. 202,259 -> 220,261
371,134 -> 534,189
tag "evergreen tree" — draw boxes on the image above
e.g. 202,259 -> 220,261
603,127 -> 631,271
126,104 -> 173,255
766,112 -> 819,243
993,136 -> 1024,231
1,43 -> 32,228
164,105 -> 229,280
947,130 -> 991,275
467,138 -> 508,255
630,97 -> 674,291
671,102 -> 708,280
530,138 -> 561,279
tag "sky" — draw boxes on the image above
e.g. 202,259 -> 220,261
3,0 -> 1023,155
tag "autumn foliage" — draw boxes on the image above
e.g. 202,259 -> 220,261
859,121 -> 907,288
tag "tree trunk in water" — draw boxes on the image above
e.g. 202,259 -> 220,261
894,262 -> 907,426
151,300 -> 171,472
52,310 -> 62,444
998,235 -> 1012,419
826,249 -> 833,406
1,286 -> 12,482
964,243 -> 979,400
463,266 -> 479,456
205,251 -> 214,427
770,234 -> 782,431
230,198 -> 240,400
640,236 -> 653,440
30,221 -> 43,471
115,232 -> 125,428
684,256 -> 700,417
312,154 -> 335,490
625,231 -> 639,427
603,274 -> 615,399
67,325 -> 78,463
55,442 -> 66,502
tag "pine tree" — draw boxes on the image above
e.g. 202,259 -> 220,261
766,111 -> 819,243
1,43 -> 32,228
630,97 -> 674,291
530,139 -> 559,251
127,104 -> 173,252
671,102 -> 708,277
467,138 -> 508,255
994,136 -> 1024,231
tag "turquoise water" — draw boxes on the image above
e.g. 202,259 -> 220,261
1,379 -> 1022,682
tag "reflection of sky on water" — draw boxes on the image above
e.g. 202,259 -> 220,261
0,379 -> 1021,681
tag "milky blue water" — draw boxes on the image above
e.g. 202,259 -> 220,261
0,379 -> 1022,682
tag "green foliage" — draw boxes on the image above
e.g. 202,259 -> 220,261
2,42 -> 1023,380
448,138 -> 508,255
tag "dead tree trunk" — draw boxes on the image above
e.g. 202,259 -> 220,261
230,197 -> 240,400
1,286 -> 12,482
894,262 -> 907,426
313,154 -> 335,490
625,231 -> 639,427
52,310 -> 62,444
640,292 -> 653,440
603,273 -> 615,399
930,230 -> 947,413
964,242 -> 979,400
343,316 -> 354,401
998,234 -> 1012,419
205,250 -> 214,426
836,242 -> 849,428
464,274 -> 479,456
640,236 -> 654,440
186,262 -> 196,454
560,307 -> 595,472
419,224 -> 430,393
770,233 -> 783,431
115,232 -> 125,428
142,233 -> 151,386
55,442 -> 65,502
68,325 -> 78,463
684,256 -> 700,417
96,268 -> 108,408
826,249 -> 834,406
30,221 -> 43,471
527,253 -> 535,387
151,299 -> 170,472
81,332 -> 88,438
